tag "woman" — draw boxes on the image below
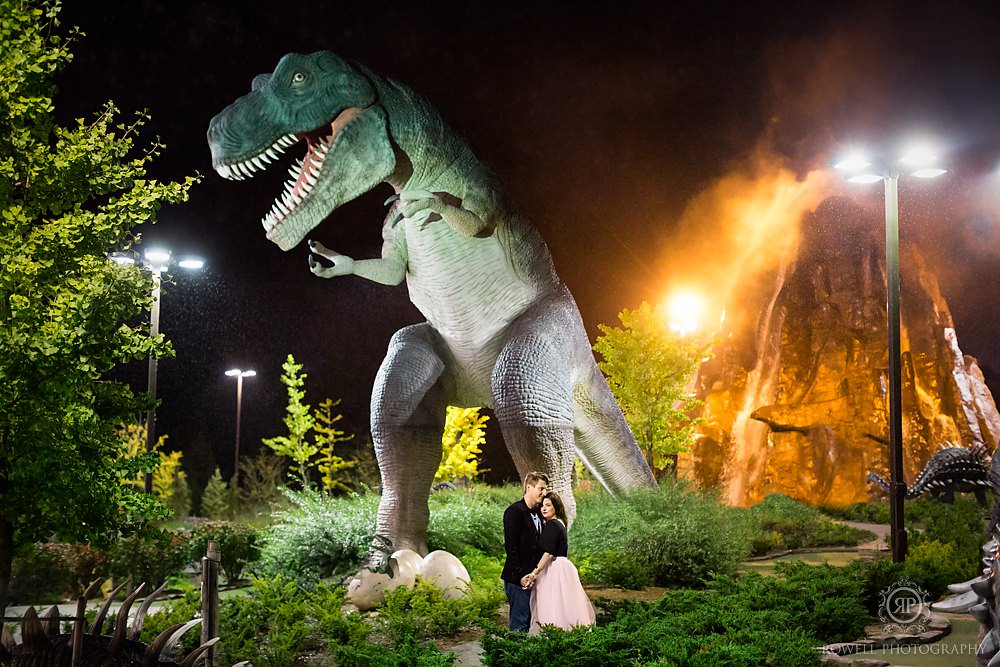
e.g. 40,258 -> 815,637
521,492 -> 596,632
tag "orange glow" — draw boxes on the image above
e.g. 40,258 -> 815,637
664,291 -> 703,336
656,145 -> 834,336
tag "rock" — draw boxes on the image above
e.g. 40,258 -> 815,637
690,197 -> 1000,506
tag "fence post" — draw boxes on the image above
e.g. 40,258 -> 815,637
200,540 -> 220,667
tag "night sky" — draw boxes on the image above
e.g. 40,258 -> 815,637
51,1 -> 1000,486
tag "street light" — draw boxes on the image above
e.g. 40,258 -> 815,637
225,368 -> 256,482
835,143 -> 947,562
113,247 -> 205,493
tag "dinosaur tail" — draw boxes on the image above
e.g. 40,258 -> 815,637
866,472 -> 891,493
572,363 -> 656,493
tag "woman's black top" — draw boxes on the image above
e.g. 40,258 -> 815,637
540,519 -> 568,557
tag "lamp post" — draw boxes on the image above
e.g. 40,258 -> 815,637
113,247 -> 204,493
225,368 -> 256,482
835,146 -> 946,562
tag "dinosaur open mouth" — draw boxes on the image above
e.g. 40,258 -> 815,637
213,107 -> 364,238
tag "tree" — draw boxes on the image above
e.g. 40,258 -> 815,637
199,467 -> 231,519
313,397 -> 355,495
436,406 -> 488,484
153,450 -> 191,519
262,355 -> 318,489
0,1 -> 198,614
593,302 -> 706,478
262,355 -> 358,492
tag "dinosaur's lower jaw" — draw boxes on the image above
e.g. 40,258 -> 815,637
261,107 -> 365,244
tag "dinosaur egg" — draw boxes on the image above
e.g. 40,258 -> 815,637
418,550 -> 471,599
389,548 -> 422,588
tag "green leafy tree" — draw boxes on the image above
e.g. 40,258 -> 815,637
262,355 -> 318,489
436,406 -> 488,483
593,302 -> 706,478
314,397 -> 355,495
0,1 -> 198,614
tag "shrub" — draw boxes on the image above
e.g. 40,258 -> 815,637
572,481 -> 753,587
819,500 -> 891,524
9,543 -> 77,604
107,528 -> 190,588
482,566 -> 836,666
254,489 -> 378,583
185,520 -> 260,583
426,486 -> 507,557
255,485 -> 512,583
903,540 -> 976,599
749,494 -> 873,554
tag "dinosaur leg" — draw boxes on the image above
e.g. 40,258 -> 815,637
491,287 -> 655,525
368,323 -> 448,561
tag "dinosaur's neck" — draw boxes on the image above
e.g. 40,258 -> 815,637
376,75 -> 487,195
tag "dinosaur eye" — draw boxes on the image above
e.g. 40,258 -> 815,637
291,72 -> 307,84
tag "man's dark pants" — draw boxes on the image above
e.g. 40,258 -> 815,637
505,580 -> 532,631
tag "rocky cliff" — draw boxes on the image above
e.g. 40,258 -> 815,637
690,196 -> 1000,506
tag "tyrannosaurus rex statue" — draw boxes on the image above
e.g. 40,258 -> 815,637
207,51 -> 655,564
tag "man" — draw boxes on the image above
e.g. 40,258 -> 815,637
501,471 -> 549,631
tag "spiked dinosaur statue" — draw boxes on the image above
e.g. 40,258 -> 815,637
207,52 -> 656,567
0,581 -> 217,666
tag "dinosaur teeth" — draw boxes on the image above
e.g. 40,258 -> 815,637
305,171 -> 319,187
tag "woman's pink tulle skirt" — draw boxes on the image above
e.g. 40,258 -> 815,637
529,557 -> 596,632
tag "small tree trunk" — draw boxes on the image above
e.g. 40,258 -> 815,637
0,516 -> 13,620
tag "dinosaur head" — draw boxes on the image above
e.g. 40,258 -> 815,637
207,52 -> 396,250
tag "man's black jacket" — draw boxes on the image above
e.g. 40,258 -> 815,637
501,498 -> 541,584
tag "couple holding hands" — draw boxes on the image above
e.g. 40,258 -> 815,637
501,472 -> 596,633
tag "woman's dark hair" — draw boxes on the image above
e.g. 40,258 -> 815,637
544,492 -> 568,524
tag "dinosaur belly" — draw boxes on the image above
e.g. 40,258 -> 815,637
403,220 -> 542,402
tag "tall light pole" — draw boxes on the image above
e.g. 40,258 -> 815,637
225,368 -> 256,482
113,247 -> 204,493
835,145 -> 946,562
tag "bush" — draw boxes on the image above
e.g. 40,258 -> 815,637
107,528 -> 190,588
903,540 -> 976,600
819,500 -> 891,524
254,489 -> 379,583
426,486 -> 508,558
749,494 -> 873,554
145,575 -> 457,667
185,520 -> 260,583
376,577 -> 498,645
255,485 -> 513,583
572,481 -> 753,587
482,564 -> 843,666
9,543 -> 78,604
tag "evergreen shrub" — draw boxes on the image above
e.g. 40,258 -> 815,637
572,481 -> 753,587
483,567 -> 834,666
254,489 -> 379,583
185,520 -> 260,583
749,493 -> 873,554
107,528 -> 189,587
